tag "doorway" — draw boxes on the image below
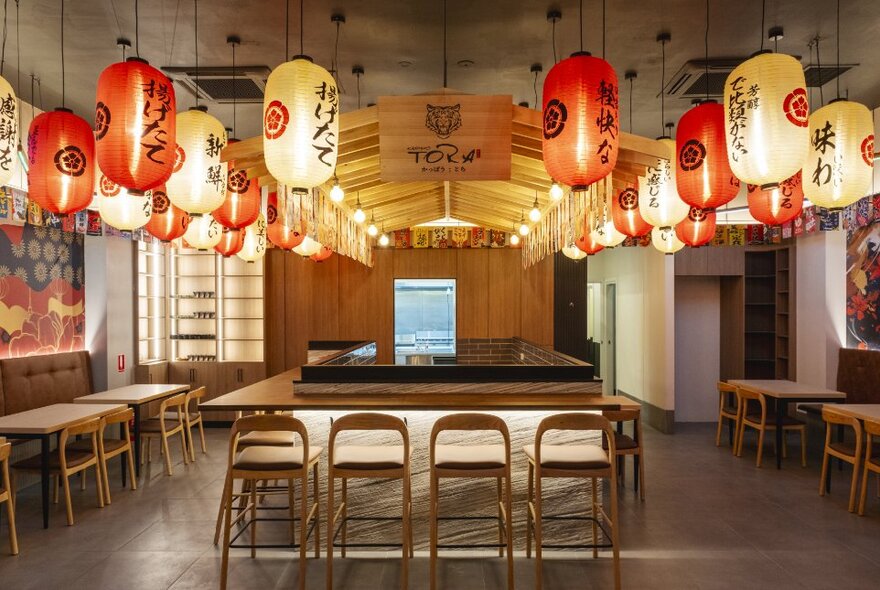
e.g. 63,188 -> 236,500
605,282 -> 617,395
393,278 -> 456,364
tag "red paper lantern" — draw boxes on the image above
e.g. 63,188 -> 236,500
310,245 -> 333,262
266,191 -> 305,250
542,52 -> 618,190
95,58 -> 177,191
747,171 -> 804,226
575,231 -> 604,256
214,227 -> 244,257
675,101 -> 739,211
145,186 -> 190,242
213,139 -> 261,230
611,185 -> 652,237
27,108 -> 95,214
675,206 -> 717,247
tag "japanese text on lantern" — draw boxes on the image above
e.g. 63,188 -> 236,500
646,160 -> 670,207
810,120 -> 842,188
727,76 -> 760,162
595,80 -> 618,165
313,81 -> 339,167
141,79 -> 172,164
205,132 -> 226,191
0,93 -> 16,171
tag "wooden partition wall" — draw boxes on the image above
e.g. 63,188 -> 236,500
264,247 -> 554,375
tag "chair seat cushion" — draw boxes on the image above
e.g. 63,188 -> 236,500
139,419 -> 183,433
162,412 -> 199,423
13,448 -> 95,471
601,432 -> 640,451
829,441 -> 880,458
333,445 -> 408,470
233,446 -> 322,471
523,444 -> 610,469
434,444 -> 506,469
745,413 -> 804,426
238,430 -> 296,447
68,438 -> 129,453
720,406 -> 739,417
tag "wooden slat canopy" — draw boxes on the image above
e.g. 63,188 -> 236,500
222,103 -> 667,232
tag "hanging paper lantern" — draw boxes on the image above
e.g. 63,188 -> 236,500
292,235 -> 323,257
724,51 -> 809,186
237,214 -> 268,263
676,101 -> 739,211
638,138 -> 689,228
263,57 -> 338,190
611,185 -> 652,237
27,108 -> 95,214
562,244 -> 587,260
213,139 -> 261,230
166,106 -> 227,214
803,99 -> 874,210
183,213 -> 222,250
145,186 -> 189,242
266,191 -> 305,250
310,245 -> 333,263
651,225 -> 685,254
575,231 -> 604,256
0,75 -> 19,186
97,173 -> 152,230
593,219 -> 626,248
214,227 -> 244,257
747,170 -> 804,226
542,52 -> 619,189
675,206 -> 716,247
95,58 -> 177,191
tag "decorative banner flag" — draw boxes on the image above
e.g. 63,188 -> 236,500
62,214 -> 76,234
11,189 -> 26,224
793,215 -> 805,236
450,227 -> 469,248
0,193 -> 8,220
746,225 -> 765,245
470,228 -> 485,248
75,210 -> 88,234
394,229 -> 410,248
412,227 -> 430,248
489,230 -> 506,247
728,226 -> 745,246
803,207 -> 819,233
87,211 -> 103,235
819,210 -> 840,231
781,222 -> 793,240
431,228 -> 447,248
27,200 -> 43,226
712,225 -> 728,246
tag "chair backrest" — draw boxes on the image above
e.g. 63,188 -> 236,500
822,406 -> 862,449
717,381 -> 737,394
104,407 -> 134,426
228,414 -> 309,468
736,386 -> 766,417
186,387 -> 207,412
0,441 -> 10,463
533,412 -> 616,467
329,412 -> 410,458
59,417 -> 102,463
429,413 -> 510,461
864,417 -> 880,437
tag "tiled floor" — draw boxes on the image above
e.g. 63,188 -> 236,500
1,422 -> 880,589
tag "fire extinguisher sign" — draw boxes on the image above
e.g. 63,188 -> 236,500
117,354 -> 125,373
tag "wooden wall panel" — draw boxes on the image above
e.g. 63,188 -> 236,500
393,248 -> 457,278
309,254 -> 340,339
338,250 -> 394,363
264,250 -> 287,376
456,249 -> 489,338
521,254 -> 554,345
285,254 -> 312,369
554,252 -> 589,360
487,249 -> 522,338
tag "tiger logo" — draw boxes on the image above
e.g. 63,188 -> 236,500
425,104 -> 462,139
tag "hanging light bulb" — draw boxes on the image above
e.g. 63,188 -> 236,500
292,235 -> 323,257
353,194 -> 366,224
509,232 -> 520,246
367,212 -> 378,237
183,213 -> 222,250
330,177 -> 345,202
638,138 -> 689,228
237,213 -> 268,263
518,212 -> 530,236
562,243 -> 588,260
529,196 -> 542,222
378,230 -> 390,247
166,106 -> 228,214
97,173 -> 152,230
549,181 -> 564,201
651,225 -> 685,254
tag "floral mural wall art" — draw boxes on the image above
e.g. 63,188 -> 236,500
847,222 -> 880,349
0,224 -> 85,357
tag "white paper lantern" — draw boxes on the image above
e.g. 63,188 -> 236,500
724,52 -> 810,187
97,174 -> 151,230
593,219 -> 626,248
0,75 -> 18,186
562,244 -> 587,260
263,57 -> 338,190
638,138 -> 689,228
651,225 -> 685,254
237,214 -> 268,263
183,213 -> 222,250
803,99 -> 874,210
166,107 -> 228,214
292,235 -> 323,257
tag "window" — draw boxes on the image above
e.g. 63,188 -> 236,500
393,279 -> 455,364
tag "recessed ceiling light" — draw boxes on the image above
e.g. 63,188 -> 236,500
457,59 -> 474,68
398,60 -> 413,68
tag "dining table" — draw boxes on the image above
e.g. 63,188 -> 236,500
729,379 -> 847,469
74,383 -> 190,479
0,403 -> 127,528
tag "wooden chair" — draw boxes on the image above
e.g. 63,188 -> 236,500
178,387 -> 207,462
735,386 -> 806,468
70,408 -> 137,504
12,417 -> 105,526
524,413 -> 621,590
429,413 -> 513,590
0,440 -> 18,554
327,413 -> 412,590
140,392 -> 189,476
858,417 -> 880,515
219,414 -> 321,590
602,408 -> 646,500
819,407 -> 863,512
716,381 -> 741,449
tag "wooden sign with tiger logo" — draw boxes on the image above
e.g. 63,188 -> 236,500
378,94 -> 512,181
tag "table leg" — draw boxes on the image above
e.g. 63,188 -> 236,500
120,422 -> 127,488
776,400 -> 786,470
727,392 -> 735,445
41,435 -> 50,529
133,405 -> 142,479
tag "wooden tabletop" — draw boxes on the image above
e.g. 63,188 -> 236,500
823,404 -> 880,422
200,370 -> 639,412
0,403 -> 128,435
74,383 -> 189,405
728,379 -> 846,400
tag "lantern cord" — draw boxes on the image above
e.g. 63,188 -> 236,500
1,0 -> 8,76
660,36 -> 666,137
533,69 -> 538,109
759,0 -> 765,51
355,69 -> 361,110
601,0 -> 605,59
628,75 -> 633,134
37,74 -> 42,109
551,16 -> 557,64
704,0 -> 709,100
836,0 -> 840,99
299,0 -> 303,55
442,0 -> 447,87
135,0 -> 140,57
60,0 -> 64,107
193,0 -> 198,106
15,0 -> 20,92
814,36 -> 824,107
231,40 -> 236,137
578,0 -> 583,52
284,0 -> 288,60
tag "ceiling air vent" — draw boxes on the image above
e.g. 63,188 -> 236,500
161,65 -> 271,104
803,64 -> 856,87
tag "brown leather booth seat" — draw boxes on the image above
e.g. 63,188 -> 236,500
836,348 -> 880,404
0,351 -> 93,417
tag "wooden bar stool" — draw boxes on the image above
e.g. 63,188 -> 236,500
327,412 -> 412,590
140,392 -> 189,476
716,381 -> 741,449
858,417 -> 880,515
69,408 -> 137,504
0,440 -> 18,555
429,413 -> 513,590
819,407 -> 863,512
735,386 -> 806,468
524,413 -> 621,590
602,408 -> 646,500
219,414 -> 322,590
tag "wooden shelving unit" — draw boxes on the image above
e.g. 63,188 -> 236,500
136,241 -> 168,363
744,251 -> 777,379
